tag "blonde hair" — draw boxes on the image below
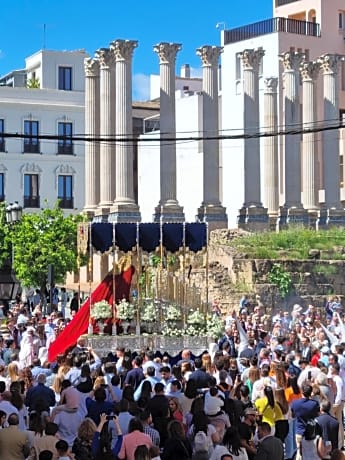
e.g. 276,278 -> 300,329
169,397 -> 183,414
93,376 -> 106,390
202,353 -> 213,373
7,362 -> 19,382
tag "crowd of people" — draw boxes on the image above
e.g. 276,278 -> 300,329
0,292 -> 344,460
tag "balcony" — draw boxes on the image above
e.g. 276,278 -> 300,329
24,196 -> 40,208
224,17 -> 320,45
0,140 -> 5,152
57,144 -> 74,155
23,142 -> 40,154
58,197 -> 74,209
276,0 -> 299,6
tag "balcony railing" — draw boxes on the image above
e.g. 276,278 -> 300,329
0,140 -> 5,152
224,17 -> 320,45
276,0 -> 299,6
57,144 -> 74,155
58,197 -> 74,209
24,196 -> 40,208
23,142 -> 40,154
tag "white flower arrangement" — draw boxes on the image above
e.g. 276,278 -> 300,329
184,323 -> 206,336
162,324 -> 184,337
206,314 -> 224,338
141,302 -> 157,322
117,299 -> 136,321
90,300 -> 112,320
186,310 -> 205,325
165,304 -> 182,321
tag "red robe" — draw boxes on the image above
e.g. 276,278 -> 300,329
48,266 -> 134,362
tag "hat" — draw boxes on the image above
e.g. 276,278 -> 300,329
194,431 -> 208,452
293,304 -> 303,313
244,408 -> 257,416
321,346 -> 330,354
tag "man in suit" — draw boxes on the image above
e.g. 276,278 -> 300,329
254,422 -> 284,460
0,413 -> 30,460
316,400 -> 339,453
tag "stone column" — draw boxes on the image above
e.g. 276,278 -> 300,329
83,58 -> 100,216
300,61 -> 320,212
279,52 -> 305,208
263,77 -> 279,219
196,46 -> 227,230
153,42 -> 184,223
110,39 -> 140,222
318,54 -> 345,225
96,48 -> 115,214
238,48 -> 268,230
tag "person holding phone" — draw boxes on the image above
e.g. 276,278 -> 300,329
93,413 -> 123,459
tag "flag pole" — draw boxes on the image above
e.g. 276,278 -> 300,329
88,222 -> 93,335
136,222 -> 141,335
112,222 -> 117,336
182,221 -> 186,330
205,220 -> 209,319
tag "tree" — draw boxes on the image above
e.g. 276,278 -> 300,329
26,77 -> 40,89
7,203 -> 85,291
0,202 -> 12,267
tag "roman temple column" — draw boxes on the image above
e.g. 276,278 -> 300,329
96,48 -> 115,214
238,48 -> 268,230
110,39 -> 140,222
279,51 -> 306,226
300,61 -> 320,212
318,53 -> 345,225
83,57 -> 100,216
153,42 -> 184,223
263,77 -> 279,219
196,45 -> 227,230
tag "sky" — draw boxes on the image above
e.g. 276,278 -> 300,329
0,0 -> 273,100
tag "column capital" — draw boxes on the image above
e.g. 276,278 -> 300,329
239,48 -> 265,71
153,42 -> 182,64
196,45 -> 223,67
318,54 -> 344,75
300,61 -> 320,81
279,51 -> 304,72
84,58 -> 100,77
110,39 -> 138,62
95,48 -> 115,69
264,77 -> 278,93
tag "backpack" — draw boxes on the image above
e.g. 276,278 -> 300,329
303,418 -> 318,441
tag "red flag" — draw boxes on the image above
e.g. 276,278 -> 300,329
48,266 -> 134,362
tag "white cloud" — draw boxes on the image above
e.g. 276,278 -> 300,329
133,73 -> 151,101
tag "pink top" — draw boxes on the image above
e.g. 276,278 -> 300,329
118,431 -> 153,460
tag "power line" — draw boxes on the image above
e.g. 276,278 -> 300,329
2,120 -> 344,143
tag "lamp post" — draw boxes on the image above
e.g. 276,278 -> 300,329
0,201 -> 22,302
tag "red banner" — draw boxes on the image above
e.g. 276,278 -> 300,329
48,266 -> 134,362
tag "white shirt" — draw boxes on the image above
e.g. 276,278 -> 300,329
332,374 -> 345,405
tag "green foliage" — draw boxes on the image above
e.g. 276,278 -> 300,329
268,263 -> 293,299
0,202 -> 12,266
26,77 -> 40,89
9,203 -> 85,288
230,227 -> 345,260
312,263 -> 338,276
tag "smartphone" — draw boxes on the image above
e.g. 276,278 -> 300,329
106,415 -> 114,421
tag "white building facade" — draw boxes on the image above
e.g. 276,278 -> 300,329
0,50 -> 87,213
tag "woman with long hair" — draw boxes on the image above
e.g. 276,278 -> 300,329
168,397 -> 184,424
137,380 -> 152,410
254,386 -> 284,432
221,426 -> 248,460
10,381 -> 28,430
201,353 -> 213,375
245,367 -> 260,400
72,418 -> 98,460
134,445 -> 151,460
180,379 -> 199,416
7,362 -> 20,383
188,410 -> 220,455
162,420 -> 192,460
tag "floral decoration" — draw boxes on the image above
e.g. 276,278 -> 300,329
165,304 -> 182,321
90,300 -> 112,320
186,310 -> 205,325
117,298 -> 136,321
184,324 -> 206,336
141,302 -> 157,322
206,314 -> 224,338
162,324 -> 184,337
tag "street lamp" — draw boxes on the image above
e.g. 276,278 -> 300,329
0,201 -> 22,301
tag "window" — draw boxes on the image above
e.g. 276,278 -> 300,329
24,174 -> 39,208
0,173 -> 4,201
58,175 -> 73,209
339,12 -> 344,29
58,67 -> 72,90
58,122 -> 73,154
23,120 -> 39,153
0,119 -> 4,152
236,53 -> 242,80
